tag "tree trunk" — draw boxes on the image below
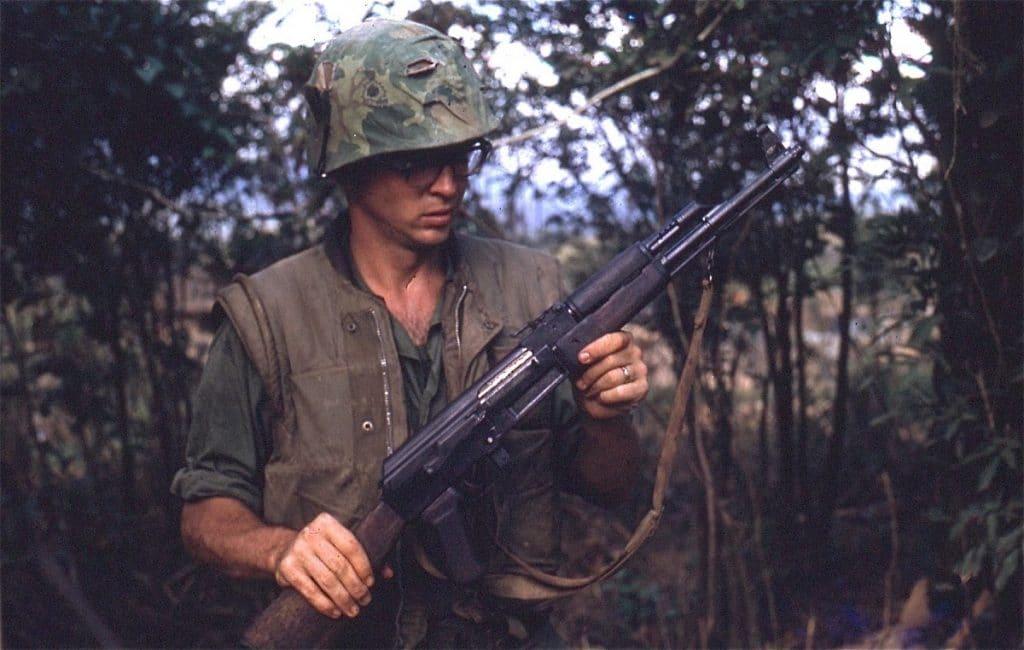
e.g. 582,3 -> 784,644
817,110 -> 856,548
773,270 -> 795,518
108,318 -> 135,516
757,376 -> 771,488
793,246 -> 810,515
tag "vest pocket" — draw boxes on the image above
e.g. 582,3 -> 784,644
288,365 -> 355,470
501,427 -> 554,487
492,427 -> 560,572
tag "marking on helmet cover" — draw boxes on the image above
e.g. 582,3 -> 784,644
356,71 -> 388,108
312,61 -> 334,92
405,58 -> 441,77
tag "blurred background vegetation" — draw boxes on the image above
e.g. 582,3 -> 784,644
1,1 -> 1020,647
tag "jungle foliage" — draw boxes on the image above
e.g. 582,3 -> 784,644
2,1 -> 1020,647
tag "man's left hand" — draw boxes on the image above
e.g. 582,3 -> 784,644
574,330 -> 649,420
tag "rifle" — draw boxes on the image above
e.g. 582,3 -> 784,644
243,126 -> 803,648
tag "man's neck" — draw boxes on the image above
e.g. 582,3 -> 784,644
346,214 -> 447,311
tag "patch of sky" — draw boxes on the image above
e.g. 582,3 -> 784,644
602,12 -> 630,51
885,2 -> 932,80
489,41 -> 558,89
447,24 -> 482,52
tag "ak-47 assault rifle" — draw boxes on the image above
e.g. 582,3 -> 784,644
243,126 -> 803,648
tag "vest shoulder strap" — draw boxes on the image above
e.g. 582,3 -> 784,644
216,274 -> 285,416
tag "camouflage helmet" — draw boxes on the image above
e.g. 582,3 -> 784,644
303,19 -> 498,177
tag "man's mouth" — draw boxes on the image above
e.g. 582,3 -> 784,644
421,208 -> 454,221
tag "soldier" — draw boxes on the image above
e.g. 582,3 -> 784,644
172,19 -> 648,648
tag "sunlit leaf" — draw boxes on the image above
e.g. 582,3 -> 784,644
909,314 -> 941,350
134,55 -> 165,84
971,237 -> 999,263
996,548 -> 1020,591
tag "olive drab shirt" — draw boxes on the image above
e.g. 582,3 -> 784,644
173,225 -> 582,600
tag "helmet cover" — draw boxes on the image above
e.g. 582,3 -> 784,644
304,19 -> 498,176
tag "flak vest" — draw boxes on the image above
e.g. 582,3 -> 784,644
216,233 -> 566,591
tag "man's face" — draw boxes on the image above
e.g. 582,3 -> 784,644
345,141 -> 489,250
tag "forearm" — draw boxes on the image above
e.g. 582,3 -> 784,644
181,496 -> 297,579
569,413 -> 641,506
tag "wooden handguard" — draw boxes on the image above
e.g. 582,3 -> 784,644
242,501 -> 405,649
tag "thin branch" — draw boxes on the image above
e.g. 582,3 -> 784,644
695,402 -> 718,647
493,3 -> 731,149
946,179 -> 1005,363
85,165 -> 213,221
36,548 -> 123,648
852,133 -> 915,171
804,617 -> 817,650
83,166 -> 310,224
973,370 -> 997,431
494,64 -> 674,148
880,471 -> 899,630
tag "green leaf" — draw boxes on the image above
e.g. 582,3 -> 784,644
869,411 -> 898,428
134,55 -> 165,84
942,417 -> 964,441
971,237 -> 999,263
950,511 -> 971,539
909,314 -> 941,350
996,527 -> 1023,554
215,127 -> 238,147
857,373 -> 877,392
996,548 -> 1020,591
957,545 -> 986,579
987,512 -> 999,542
1001,447 -> 1019,468
164,82 -> 186,99
978,457 -> 1001,492
924,507 -> 950,523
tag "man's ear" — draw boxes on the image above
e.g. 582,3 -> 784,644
331,162 -> 373,200
330,168 -> 357,200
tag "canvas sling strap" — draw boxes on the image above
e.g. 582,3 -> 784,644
415,277 -> 716,601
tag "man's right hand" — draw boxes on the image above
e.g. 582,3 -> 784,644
272,512 -> 392,619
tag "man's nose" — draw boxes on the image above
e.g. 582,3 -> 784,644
429,164 -> 462,198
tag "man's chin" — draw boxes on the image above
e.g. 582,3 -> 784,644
407,225 -> 453,250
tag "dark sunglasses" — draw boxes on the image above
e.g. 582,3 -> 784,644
379,140 -> 492,189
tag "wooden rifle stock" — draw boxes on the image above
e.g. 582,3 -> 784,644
242,501 -> 405,649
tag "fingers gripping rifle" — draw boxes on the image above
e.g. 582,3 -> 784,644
243,126 -> 803,648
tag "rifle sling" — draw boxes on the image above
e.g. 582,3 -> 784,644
415,278 -> 716,601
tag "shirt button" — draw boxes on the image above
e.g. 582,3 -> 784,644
484,320 -> 496,329
345,321 -> 358,333
361,419 -> 374,432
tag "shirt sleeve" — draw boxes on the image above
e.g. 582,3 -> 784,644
170,321 -> 272,514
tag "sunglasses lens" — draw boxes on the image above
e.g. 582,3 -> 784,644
465,148 -> 484,175
391,141 -> 491,187
406,164 -> 442,187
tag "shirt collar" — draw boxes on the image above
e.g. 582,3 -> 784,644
323,216 -> 456,294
